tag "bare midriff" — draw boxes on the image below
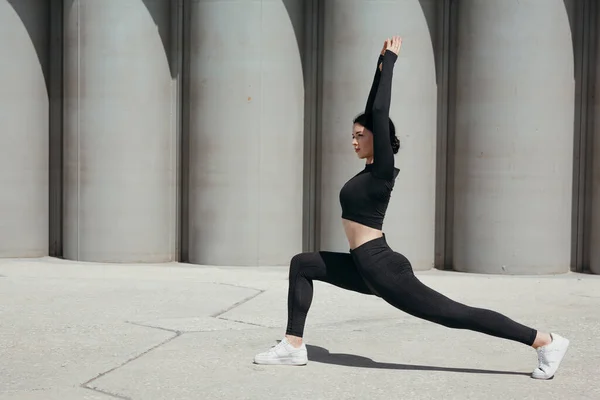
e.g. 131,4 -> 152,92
342,218 -> 384,250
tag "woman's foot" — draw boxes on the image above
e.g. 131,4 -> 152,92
253,337 -> 308,366
531,333 -> 570,379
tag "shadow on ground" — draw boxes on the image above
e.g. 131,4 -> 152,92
306,344 -> 531,377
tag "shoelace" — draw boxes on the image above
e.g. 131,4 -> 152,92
537,345 -> 557,373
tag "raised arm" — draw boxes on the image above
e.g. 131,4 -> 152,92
371,36 -> 401,180
364,54 -> 384,112
364,40 -> 390,112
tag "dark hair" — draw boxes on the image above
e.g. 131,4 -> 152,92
353,112 -> 400,154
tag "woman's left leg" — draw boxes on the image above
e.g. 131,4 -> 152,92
356,250 -> 538,345
351,238 -> 570,379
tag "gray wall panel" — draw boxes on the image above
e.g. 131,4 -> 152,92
187,0 -> 304,266
0,0 -> 49,257
592,95 -> 600,274
63,0 -> 177,262
590,2 -> 600,275
319,0 -> 437,270
453,0 -> 574,274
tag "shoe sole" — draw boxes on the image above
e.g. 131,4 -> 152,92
531,339 -> 570,380
253,357 -> 307,366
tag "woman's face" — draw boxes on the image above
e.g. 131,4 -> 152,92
352,123 -> 373,160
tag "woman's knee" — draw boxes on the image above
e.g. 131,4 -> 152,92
289,252 -> 318,278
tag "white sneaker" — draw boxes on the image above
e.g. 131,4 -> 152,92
531,333 -> 570,380
253,338 -> 308,366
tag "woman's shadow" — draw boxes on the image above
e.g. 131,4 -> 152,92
306,344 -> 531,377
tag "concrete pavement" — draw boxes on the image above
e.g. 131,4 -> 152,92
1,257 -> 599,399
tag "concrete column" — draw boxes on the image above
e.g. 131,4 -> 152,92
453,0 -> 574,274
590,4 -> 600,275
0,0 -> 49,257
591,119 -> 600,274
187,0 -> 304,266
319,0 -> 437,270
63,0 -> 177,262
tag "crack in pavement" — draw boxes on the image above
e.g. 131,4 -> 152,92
79,284 -> 266,398
214,316 -> 268,328
211,288 -> 265,318
210,281 -> 265,291
82,385 -> 132,400
128,316 -> 268,332
125,320 -> 184,334
80,329 -> 182,399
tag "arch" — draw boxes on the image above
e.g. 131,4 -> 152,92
62,0 -> 177,262
452,0 -> 574,274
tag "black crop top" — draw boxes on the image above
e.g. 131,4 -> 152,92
339,50 -> 399,231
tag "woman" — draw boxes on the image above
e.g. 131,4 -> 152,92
253,36 -> 569,380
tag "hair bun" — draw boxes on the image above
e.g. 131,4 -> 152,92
391,136 -> 400,154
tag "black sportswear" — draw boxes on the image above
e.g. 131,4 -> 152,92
285,236 -> 537,346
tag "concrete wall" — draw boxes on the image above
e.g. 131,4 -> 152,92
0,0 -> 49,257
590,3 -> 600,275
319,0 -> 437,270
63,0 -> 177,262
187,0 -> 304,266
0,0 -> 598,274
453,0 -> 574,274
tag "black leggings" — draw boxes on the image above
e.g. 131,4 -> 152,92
286,236 -> 537,346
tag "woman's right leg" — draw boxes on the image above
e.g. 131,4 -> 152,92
254,251 -> 373,365
286,251 -> 374,339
